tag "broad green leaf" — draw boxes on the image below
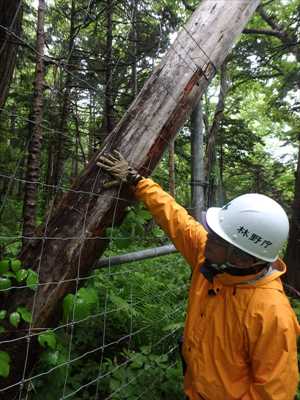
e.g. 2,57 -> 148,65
26,270 -> 38,290
3,272 -> 16,278
17,307 -> 32,323
0,310 -> 7,320
0,352 -> 10,378
0,260 -> 10,275
11,260 -> 21,272
0,326 -> 5,334
38,331 -> 57,350
63,288 -> 98,321
15,269 -> 28,283
63,294 -> 75,322
9,312 -> 20,328
0,278 -> 11,290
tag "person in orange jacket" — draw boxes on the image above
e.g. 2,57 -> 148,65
97,150 -> 299,400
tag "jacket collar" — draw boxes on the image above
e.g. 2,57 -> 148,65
208,258 -> 286,288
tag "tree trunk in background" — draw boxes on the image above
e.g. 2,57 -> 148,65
286,137 -> 300,290
50,0 -> 76,191
21,0 -> 46,250
191,98 -> 204,222
131,0 -> 138,100
104,0 -> 114,134
88,92 -> 96,159
0,0 -> 22,111
205,60 -> 230,207
168,137 -> 175,197
0,0 -> 260,393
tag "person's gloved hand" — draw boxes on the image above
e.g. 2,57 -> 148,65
97,150 -> 143,188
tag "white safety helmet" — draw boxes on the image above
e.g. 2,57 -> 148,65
205,193 -> 289,262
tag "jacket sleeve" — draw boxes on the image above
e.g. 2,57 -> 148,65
242,299 -> 299,400
134,178 -> 207,269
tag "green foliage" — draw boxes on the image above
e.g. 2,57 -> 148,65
31,253 -> 189,399
63,287 -> 98,322
0,351 -> 11,378
9,312 -> 21,328
38,331 -> 57,350
102,347 -> 183,400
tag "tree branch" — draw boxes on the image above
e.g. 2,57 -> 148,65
243,28 -> 285,39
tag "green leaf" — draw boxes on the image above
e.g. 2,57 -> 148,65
0,260 -> 10,275
15,269 -> 28,283
3,272 -> 16,278
0,326 -> 5,334
38,330 -> 57,350
0,278 -> 12,290
63,288 -> 98,322
63,294 -> 75,322
16,307 -> 32,323
11,260 -> 21,272
9,312 -> 20,328
26,269 -> 38,290
0,351 -> 10,378
0,310 -> 7,320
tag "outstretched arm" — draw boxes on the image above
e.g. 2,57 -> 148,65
135,178 -> 207,269
97,151 -> 207,270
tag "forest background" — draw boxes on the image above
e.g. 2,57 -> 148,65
0,0 -> 300,398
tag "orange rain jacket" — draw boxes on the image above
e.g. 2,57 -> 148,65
135,178 -> 299,400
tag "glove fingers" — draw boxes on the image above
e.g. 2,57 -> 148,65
97,157 -> 116,167
103,180 -> 121,189
112,149 -> 124,160
96,161 -> 111,170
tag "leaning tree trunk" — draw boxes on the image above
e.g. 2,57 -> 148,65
22,0 -> 46,250
0,0 -> 22,111
286,136 -> 300,290
1,0 -> 260,395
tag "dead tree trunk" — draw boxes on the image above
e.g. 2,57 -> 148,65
191,98 -> 204,222
22,0 -> 46,250
0,0 -> 22,111
1,0 -> 260,394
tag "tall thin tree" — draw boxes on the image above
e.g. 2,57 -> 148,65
191,98 -> 205,221
205,59 -> 230,207
22,0 -> 46,248
0,0 -> 22,110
